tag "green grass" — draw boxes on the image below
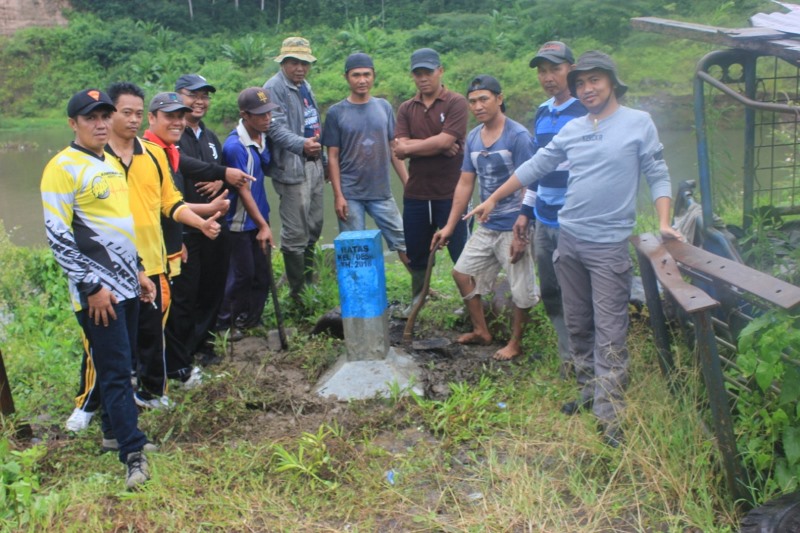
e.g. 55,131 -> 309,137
0,224 -> 743,531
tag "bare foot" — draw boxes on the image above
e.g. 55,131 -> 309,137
456,332 -> 492,346
492,345 -> 521,361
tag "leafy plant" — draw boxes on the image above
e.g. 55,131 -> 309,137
221,35 -> 269,69
413,374 -> 509,445
0,439 -> 61,528
271,423 -> 345,490
733,311 -> 800,497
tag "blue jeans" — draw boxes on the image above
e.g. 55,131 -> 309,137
403,198 -> 468,271
76,298 -> 148,463
338,197 -> 406,252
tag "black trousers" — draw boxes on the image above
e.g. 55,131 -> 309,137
165,228 -> 231,378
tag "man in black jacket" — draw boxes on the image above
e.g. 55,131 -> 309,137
164,74 -> 249,375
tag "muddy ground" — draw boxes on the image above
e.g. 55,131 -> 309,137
205,313 -> 528,444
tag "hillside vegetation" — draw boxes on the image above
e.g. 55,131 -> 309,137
0,0 -> 774,127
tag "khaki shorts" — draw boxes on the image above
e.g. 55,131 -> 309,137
453,225 -> 539,309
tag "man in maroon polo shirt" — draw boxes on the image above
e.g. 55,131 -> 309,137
394,48 -> 469,313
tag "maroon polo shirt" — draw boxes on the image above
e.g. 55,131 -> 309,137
395,86 -> 468,200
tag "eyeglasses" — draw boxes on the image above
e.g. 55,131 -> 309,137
179,91 -> 211,101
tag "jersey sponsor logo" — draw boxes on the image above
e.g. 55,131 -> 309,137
582,133 -> 603,142
90,176 -> 110,199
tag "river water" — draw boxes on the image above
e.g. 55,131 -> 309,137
0,121 -> 706,248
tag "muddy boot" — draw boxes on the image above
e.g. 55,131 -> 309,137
399,269 -> 427,318
283,251 -> 306,305
303,245 -> 316,285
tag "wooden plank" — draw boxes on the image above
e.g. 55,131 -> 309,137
631,16 -> 800,64
663,238 -> 800,310
632,16 -> 787,40
631,17 -> 726,44
631,234 -> 719,313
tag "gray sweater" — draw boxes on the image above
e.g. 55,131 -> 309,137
263,70 -> 321,185
515,106 -> 672,243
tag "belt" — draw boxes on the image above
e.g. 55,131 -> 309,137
305,155 -> 319,162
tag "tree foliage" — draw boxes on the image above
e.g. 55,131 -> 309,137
0,0 -> 773,120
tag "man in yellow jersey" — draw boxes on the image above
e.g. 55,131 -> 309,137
42,88 -> 153,489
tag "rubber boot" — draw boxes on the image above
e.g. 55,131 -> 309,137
283,251 -> 306,304
400,269 -> 427,318
303,245 -> 316,285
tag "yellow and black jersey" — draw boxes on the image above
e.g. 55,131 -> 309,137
106,138 -> 187,276
41,142 -> 140,311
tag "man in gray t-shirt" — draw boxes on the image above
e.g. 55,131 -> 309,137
467,51 -> 684,447
322,53 -> 409,263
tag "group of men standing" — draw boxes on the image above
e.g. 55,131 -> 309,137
43,35 -> 681,489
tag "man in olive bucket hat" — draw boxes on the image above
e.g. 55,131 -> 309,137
263,37 -> 324,305
465,51 -> 684,447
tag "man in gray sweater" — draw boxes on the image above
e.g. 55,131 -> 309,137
263,37 -> 324,304
466,51 -> 683,447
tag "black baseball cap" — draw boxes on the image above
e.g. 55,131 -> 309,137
466,75 -> 505,112
67,89 -> 116,118
238,87 -> 280,114
149,92 -> 192,113
530,41 -> 575,68
345,52 -> 374,73
567,50 -> 628,99
410,48 -> 441,71
175,74 -> 217,93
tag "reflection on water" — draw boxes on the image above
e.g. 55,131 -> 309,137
0,122 -> 711,248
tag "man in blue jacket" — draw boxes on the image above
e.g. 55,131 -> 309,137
218,87 -> 276,330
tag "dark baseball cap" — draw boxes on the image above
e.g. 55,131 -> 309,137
567,50 -> 628,99
529,41 -> 575,68
174,73 -> 217,93
149,92 -> 192,113
67,89 -> 116,118
238,87 -> 280,114
410,48 -> 441,72
345,52 -> 374,73
466,75 -> 505,112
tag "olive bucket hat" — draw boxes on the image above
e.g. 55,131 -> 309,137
567,50 -> 628,99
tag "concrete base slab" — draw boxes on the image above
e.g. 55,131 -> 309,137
314,347 -> 423,400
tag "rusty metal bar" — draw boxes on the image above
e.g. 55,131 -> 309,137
664,238 -> 800,310
693,311 -> 750,504
0,349 -> 15,417
633,243 -> 676,380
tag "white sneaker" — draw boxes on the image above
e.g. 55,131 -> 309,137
180,367 -> 204,390
65,408 -> 94,432
134,393 -> 174,410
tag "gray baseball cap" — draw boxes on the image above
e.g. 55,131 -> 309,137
529,41 -> 575,68
410,48 -> 441,71
567,50 -> 628,98
149,92 -> 192,113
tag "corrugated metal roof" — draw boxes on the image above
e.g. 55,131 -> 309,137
751,2 -> 800,34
